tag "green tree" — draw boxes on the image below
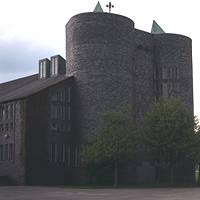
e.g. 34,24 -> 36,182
143,99 -> 200,185
82,106 -> 139,186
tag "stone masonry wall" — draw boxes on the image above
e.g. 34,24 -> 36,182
0,100 -> 26,184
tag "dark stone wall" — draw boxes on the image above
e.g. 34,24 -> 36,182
0,100 -> 26,184
153,34 -> 193,111
26,90 -> 49,184
134,30 -> 155,120
45,78 -> 76,185
66,12 -> 135,141
26,78 -> 75,185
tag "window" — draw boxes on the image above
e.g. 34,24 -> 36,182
167,82 -> 173,97
162,83 -> 168,98
5,144 -> 8,161
62,106 -> 66,120
68,106 -> 71,120
162,68 -> 168,79
57,105 -> 62,119
49,144 -> 58,162
5,123 -> 9,131
0,124 -> 3,132
67,145 -> 70,167
57,91 -> 61,101
59,144 -> 66,162
60,89 -> 65,101
67,87 -> 71,103
50,144 -> 57,162
75,145 -> 79,168
9,144 -> 13,161
60,122 -> 66,131
51,122 -> 58,130
4,105 -> 8,120
51,91 -> 57,101
175,67 -> 179,80
0,105 -> 3,121
67,123 -> 71,132
10,104 -> 14,120
10,122 -> 14,131
61,144 -> 66,162
0,145 -> 3,161
50,105 -> 57,119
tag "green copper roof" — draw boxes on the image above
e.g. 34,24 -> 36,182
94,1 -> 103,12
151,20 -> 165,34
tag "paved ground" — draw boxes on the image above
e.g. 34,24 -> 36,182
0,186 -> 200,200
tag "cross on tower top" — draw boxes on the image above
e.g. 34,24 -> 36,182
106,2 -> 114,13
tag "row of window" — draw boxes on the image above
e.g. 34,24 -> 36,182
153,67 -> 179,80
0,143 -> 14,161
50,105 -> 71,120
49,144 -> 71,166
0,103 -> 15,122
162,82 -> 180,99
0,122 -> 14,132
51,121 -> 71,132
154,82 -> 180,99
50,88 -> 71,102
48,144 -> 82,168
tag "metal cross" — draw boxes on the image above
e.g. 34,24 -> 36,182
106,2 -> 114,13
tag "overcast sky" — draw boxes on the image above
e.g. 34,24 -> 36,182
0,0 -> 199,116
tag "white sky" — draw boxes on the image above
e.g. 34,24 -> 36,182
0,0 -> 199,116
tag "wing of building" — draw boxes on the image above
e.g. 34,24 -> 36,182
0,3 -> 193,185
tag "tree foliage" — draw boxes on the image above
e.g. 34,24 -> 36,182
143,99 -> 200,184
82,106 -> 139,186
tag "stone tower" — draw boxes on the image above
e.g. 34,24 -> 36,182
65,11 -> 193,142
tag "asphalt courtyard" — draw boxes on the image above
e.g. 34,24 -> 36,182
1,186 -> 200,200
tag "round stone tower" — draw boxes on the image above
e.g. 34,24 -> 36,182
153,34 -> 193,110
66,12 -> 135,141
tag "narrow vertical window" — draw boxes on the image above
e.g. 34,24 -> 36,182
62,144 -> 66,162
10,104 -> 13,120
62,106 -> 66,120
61,89 -> 65,101
5,144 -> 8,161
51,144 -> 55,162
9,144 -> 13,161
10,123 -> 13,131
75,145 -> 78,168
0,145 -> 3,161
3,107 -> 5,121
0,105 -> 3,121
55,144 -> 58,162
68,145 -> 70,167
49,144 -> 52,162
4,105 -> 8,120
67,87 -> 71,103
68,106 -> 71,120
67,123 -> 71,132
175,67 -> 179,80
